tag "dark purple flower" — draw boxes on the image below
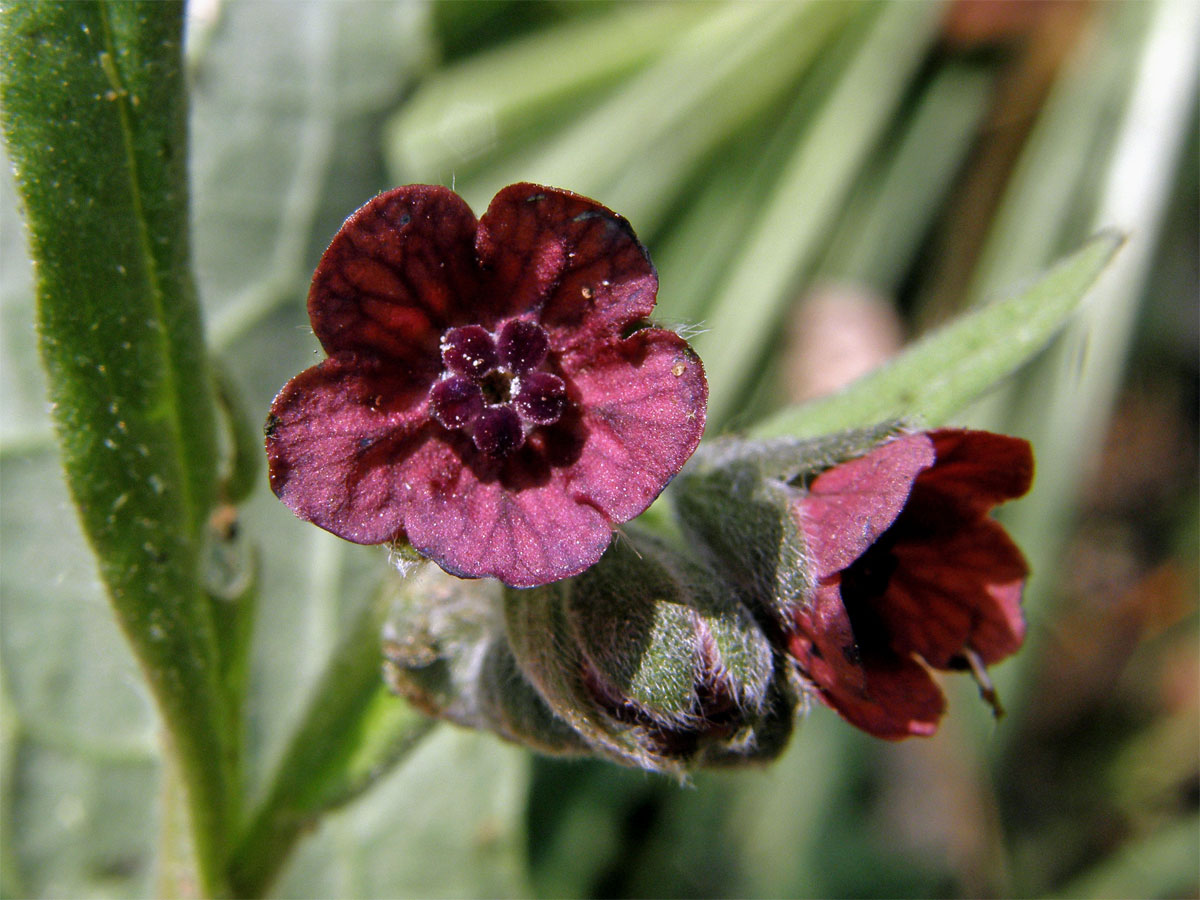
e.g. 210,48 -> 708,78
787,429 -> 1033,738
266,183 -> 707,587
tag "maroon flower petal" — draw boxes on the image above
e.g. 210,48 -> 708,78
789,579 -> 945,740
797,433 -> 935,577
475,183 -> 658,358
266,355 -> 431,545
872,517 -> 1028,668
308,186 -> 481,365
559,329 -> 707,523
816,649 -> 946,740
789,579 -> 868,695
901,429 -> 1034,527
473,406 -> 525,456
400,438 -> 616,587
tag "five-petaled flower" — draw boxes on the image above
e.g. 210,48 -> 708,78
787,429 -> 1033,739
266,183 -> 707,587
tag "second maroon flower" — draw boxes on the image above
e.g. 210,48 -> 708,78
788,429 -> 1033,738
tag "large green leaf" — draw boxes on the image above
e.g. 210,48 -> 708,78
188,0 -> 433,801
193,0 -> 434,351
0,447 -> 162,899
0,3 -> 231,889
186,3 -> 533,895
227,593 -> 433,898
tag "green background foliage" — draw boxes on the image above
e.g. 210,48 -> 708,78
2,1 -> 1196,897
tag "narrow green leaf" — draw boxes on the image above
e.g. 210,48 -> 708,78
819,62 -> 994,289
0,2 -> 230,892
228,591 -> 433,899
751,232 -> 1124,439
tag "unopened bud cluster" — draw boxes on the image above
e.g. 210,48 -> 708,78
385,530 -> 795,774
385,422 -> 1034,768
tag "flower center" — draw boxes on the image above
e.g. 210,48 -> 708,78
837,533 -> 900,654
429,319 -> 568,458
480,370 -> 513,406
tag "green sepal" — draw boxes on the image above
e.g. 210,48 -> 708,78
672,423 -> 902,626
476,640 -> 592,759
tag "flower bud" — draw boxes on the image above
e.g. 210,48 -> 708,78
503,531 -> 796,774
382,562 -> 590,758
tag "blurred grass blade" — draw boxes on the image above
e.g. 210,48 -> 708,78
752,232 -> 1124,439
387,2 -> 709,181
587,1 -> 852,235
962,3 -> 1146,307
651,5 -> 878,326
228,589 -> 433,898
459,1 -> 851,231
695,0 -> 943,424
820,62 -> 995,290
986,0 -> 1199,711
1002,0 -> 1199,516
0,2 -> 231,892
454,1 -> 767,207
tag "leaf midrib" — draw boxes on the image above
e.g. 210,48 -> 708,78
96,3 -> 197,540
